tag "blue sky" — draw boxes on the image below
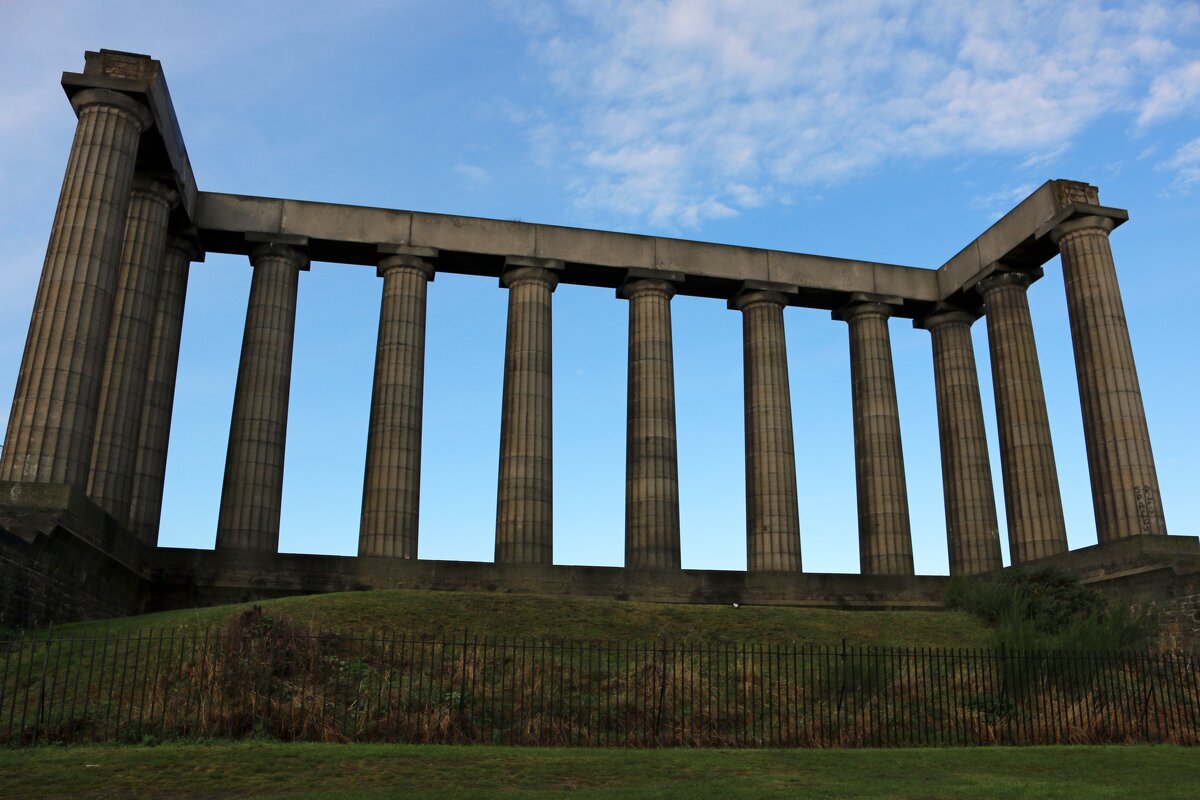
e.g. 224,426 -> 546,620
1,1 -> 1198,574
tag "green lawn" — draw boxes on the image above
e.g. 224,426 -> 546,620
41,589 -> 988,648
1,742 -> 1196,799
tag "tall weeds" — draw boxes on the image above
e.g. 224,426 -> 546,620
945,568 -> 1160,652
0,606 -> 1194,748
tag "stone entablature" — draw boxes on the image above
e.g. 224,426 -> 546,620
193,186 -> 1128,318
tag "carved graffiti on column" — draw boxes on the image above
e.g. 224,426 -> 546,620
1134,485 -> 1158,534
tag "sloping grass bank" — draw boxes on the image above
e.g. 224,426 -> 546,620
41,589 -> 989,647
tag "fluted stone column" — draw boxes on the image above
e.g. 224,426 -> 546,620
918,309 -> 1002,575
1,89 -> 153,487
1052,216 -> 1167,540
216,242 -> 308,553
837,299 -> 914,576
978,270 -> 1068,563
87,177 -> 178,522
359,254 -> 435,559
128,233 -> 202,545
495,262 -> 559,564
621,278 -> 680,569
732,290 -> 801,572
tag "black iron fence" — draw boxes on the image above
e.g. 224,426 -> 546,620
2,626 -> 1197,747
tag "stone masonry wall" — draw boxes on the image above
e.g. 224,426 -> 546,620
1078,569 -> 1200,654
0,482 -> 149,628
0,525 -> 147,628
1159,582 -> 1200,653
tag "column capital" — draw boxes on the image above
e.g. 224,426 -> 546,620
501,264 -> 560,291
618,278 -> 676,301
165,228 -> 205,262
130,175 -> 179,209
727,280 -> 797,311
976,267 -> 1039,295
69,87 -> 153,131
833,293 -> 901,323
914,304 -> 981,331
1034,201 -> 1127,242
1049,214 -> 1118,244
616,267 -> 684,300
378,254 -> 435,280
249,240 -> 310,271
731,290 -> 788,312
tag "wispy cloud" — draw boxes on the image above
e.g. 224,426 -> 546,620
1158,136 -> 1200,193
453,162 -> 493,186
506,0 -> 1200,228
1139,59 -> 1200,126
970,182 -> 1039,211
1018,144 -> 1070,171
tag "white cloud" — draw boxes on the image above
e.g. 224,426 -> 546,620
1019,144 -> 1070,170
453,162 -> 493,185
727,183 -> 764,209
970,183 -> 1039,211
1139,59 -> 1200,126
1158,136 -> 1200,192
506,0 -> 1200,228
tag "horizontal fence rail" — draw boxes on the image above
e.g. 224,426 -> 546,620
1,626 -> 1197,748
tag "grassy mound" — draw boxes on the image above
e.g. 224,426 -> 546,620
45,589 -> 992,647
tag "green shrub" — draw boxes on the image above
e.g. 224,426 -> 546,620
945,568 -> 1159,651
944,574 -> 1022,625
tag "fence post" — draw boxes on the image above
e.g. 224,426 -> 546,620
6,628 -> 28,742
194,628 -> 206,738
1189,654 -> 1200,743
836,639 -> 848,746
17,627 -> 38,744
1138,651 -> 1151,741
264,629 -> 275,739
459,628 -> 470,742
0,629 -> 19,741
32,622 -> 53,746
997,643 -> 1010,745
654,640 -> 669,747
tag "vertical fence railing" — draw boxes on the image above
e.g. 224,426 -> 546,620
0,629 -> 1196,747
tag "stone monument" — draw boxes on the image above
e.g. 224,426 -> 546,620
1,51 -> 1195,640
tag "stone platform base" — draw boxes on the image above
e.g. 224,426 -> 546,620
2,480 -> 1199,648
0,482 -> 150,626
145,548 -> 949,612
1022,535 -> 1200,652
1021,533 -> 1200,580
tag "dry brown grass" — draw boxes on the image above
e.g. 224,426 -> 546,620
3,606 -> 1197,748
